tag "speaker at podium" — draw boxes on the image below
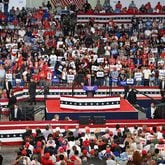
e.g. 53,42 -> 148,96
83,73 -> 97,97
83,86 -> 98,97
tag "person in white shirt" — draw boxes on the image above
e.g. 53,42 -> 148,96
143,67 -> 151,86
134,68 -> 143,86
106,155 -> 117,165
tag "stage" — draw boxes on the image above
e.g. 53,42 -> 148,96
46,98 -> 138,120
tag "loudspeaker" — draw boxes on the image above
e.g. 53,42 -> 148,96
93,116 -> 106,124
21,106 -> 34,121
79,116 -> 91,125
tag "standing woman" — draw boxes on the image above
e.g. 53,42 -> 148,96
28,78 -> 37,105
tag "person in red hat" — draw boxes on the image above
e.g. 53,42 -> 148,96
56,154 -> 67,165
41,152 -> 54,165
14,150 -> 31,165
70,150 -> 82,165
24,142 -> 34,155
141,149 -> 147,156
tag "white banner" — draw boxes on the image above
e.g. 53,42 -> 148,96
60,96 -> 120,103
67,74 -> 75,83
97,71 -> 104,77
97,58 -> 104,63
6,73 -> 12,82
91,65 -> 98,71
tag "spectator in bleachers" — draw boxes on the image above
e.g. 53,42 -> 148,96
115,1 -> 122,13
128,1 -> 138,14
128,1 -> 137,9
83,0 -> 92,13
3,0 -> 9,15
51,114 -> 60,121
0,62 -> 6,88
143,67 -> 152,86
103,0 -> 113,13
95,0 -> 103,13
42,125 -> 53,141
0,0 -> 164,101
46,1 -> 52,10
11,122 -> 165,165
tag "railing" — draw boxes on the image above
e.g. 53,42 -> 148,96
77,13 -> 165,24
0,119 -> 164,145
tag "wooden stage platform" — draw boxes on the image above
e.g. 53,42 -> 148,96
46,99 -> 138,120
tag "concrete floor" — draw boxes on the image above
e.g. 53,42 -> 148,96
0,146 -> 19,165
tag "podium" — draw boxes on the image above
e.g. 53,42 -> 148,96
83,86 -> 98,97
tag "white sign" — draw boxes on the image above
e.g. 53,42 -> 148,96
67,74 -> 75,83
91,65 -> 98,71
159,69 -> 165,77
126,78 -> 134,85
97,71 -> 104,77
134,72 -> 142,81
6,74 -> 12,82
97,58 -> 104,63
9,0 -> 26,11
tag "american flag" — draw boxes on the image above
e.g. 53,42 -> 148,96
51,0 -> 84,9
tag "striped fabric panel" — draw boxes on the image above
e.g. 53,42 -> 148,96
51,0 -> 84,8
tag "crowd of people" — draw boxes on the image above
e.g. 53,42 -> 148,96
0,0 -> 164,164
12,124 -> 165,165
45,0 -> 165,14
0,0 -> 164,100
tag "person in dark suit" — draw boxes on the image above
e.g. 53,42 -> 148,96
127,87 -> 137,105
8,92 -> 17,110
28,78 -> 37,105
123,85 -> 129,99
3,78 -> 12,98
3,0 -> 9,14
10,104 -> 22,121
159,77 -> 165,100
84,73 -> 95,86
84,73 -> 96,97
